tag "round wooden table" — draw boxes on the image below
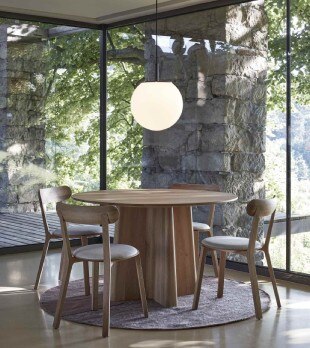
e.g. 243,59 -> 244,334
73,189 -> 237,307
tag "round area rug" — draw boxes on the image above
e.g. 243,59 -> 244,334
40,276 -> 270,330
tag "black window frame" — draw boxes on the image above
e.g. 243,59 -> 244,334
0,0 -> 308,285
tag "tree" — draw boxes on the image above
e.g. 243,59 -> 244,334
45,27 -> 145,190
44,1 -> 310,197
264,0 -> 310,213
106,27 -> 145,189
265,0 -> 310,111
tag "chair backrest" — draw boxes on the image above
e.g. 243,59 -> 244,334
246,199 -> 277,251
170,183 -> 220,192
170,183 -> 220,228
38,186 -> 72,236
56,202 -> 119,263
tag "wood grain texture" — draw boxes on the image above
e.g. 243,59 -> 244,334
35,186 -> 71,290
247,253 -> 262,319
111,205 -> 198,307
193,199 -> 280,320
92,262 -> 99,311
81,236 -> 90,296
173,206 -> 197,296
74,189 -> 237,308
34,238 -> 50,290
264,250 -> 281,308
192,246 -> 207,310
146,207 -> 177,307
170,183 -> 220,191
217,251 -> 226,298
73,189 -> 237,207
111,206 -> 178,307
170,183 -> 220,277
135,255 -> 149,318
111,206 -> 146,302
54,203 -> 148,337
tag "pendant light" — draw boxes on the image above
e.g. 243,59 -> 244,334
130,0 -> 183,131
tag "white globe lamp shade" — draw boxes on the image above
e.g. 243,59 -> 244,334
131,82 -> 183,131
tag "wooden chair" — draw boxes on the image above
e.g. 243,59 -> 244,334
53,203 -> 148,338
34,186 -> 102,292
192,198 -> 281,319
170,183 -> 220,277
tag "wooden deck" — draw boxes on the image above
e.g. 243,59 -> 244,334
0,212 -> 114,254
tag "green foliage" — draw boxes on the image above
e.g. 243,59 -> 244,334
45,30 -> 100,191
290,0 -> 310,106
264,0 -> 310,218
44,2 -> 309,206
267,231 -> 310,273
265,0 -> 287,111
106,26 -> 145,189
45,26 -> 145,190
265,0 -> 310,110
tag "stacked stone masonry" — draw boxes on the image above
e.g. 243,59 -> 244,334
141,2 -> 268,262
0,24 -> 46,212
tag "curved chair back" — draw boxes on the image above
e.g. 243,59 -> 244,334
56,202 -> 119,262
56,203 -> 119,225
246,199 -> 277,251
170,183 -> 219,191
38,186 -> 72,236
247,199 -> 277,218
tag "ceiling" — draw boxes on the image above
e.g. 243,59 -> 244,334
0,0 -> 218,25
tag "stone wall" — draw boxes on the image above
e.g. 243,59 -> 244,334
141,1 -> 268,260
0,24 -> 46,212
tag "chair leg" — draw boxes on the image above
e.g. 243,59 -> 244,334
265,250 -> 281,308
192,246 -> 207,310
58,242 -> 66,282
53,261 -> 73,329
34,238 -> 50,290
194,230 -> 200,267
92,261 -> 99,311
217,251 -> 226,298
135,255 -> 148,318
81,236 -> 90,296
247,254 -> 262,319
102,262 -> 111,338
206,230 -> 219,277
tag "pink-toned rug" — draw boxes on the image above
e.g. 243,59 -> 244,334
40,276 -> 270,330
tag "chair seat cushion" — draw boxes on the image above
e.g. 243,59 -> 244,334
202,236 -> 262,251
193,222 -> 210,231
52,224 -> 102,238
73,243 -> 139,262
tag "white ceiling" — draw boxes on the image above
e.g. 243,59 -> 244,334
0,0 -> 217,25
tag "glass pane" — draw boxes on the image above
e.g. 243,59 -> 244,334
0,20 -> 100,248
111,2 -> 270,266
107,27 -> 144,189
263,0 -> 287,270
45,29 -> 100,193
290,1 -> 310,274
107,2 -> 290,269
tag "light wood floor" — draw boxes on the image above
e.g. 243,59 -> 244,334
0,250 -> 309,348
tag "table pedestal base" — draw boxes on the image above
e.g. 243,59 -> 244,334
111,205 -> 197,307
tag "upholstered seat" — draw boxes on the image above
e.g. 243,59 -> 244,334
73,243 -> 139,262
54,203 -> 148,337
52,224 -> 102,238
35,186 -> 102,291
193,222 -> 210,231
202,236 -> 262,250
193,199 -> 281,321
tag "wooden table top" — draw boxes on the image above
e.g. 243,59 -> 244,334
73,189 -> 238,207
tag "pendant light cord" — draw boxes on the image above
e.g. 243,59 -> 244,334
155,0 -> 159,82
